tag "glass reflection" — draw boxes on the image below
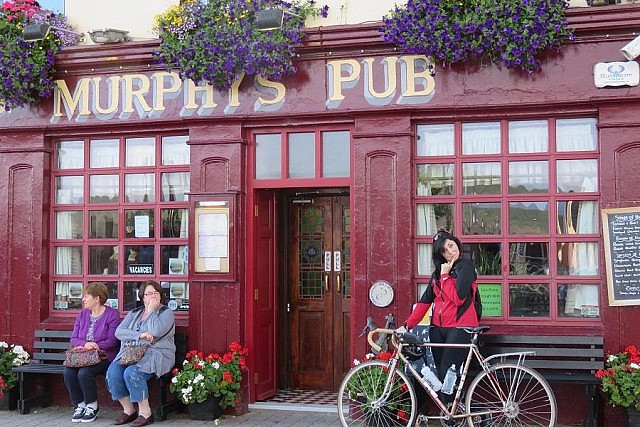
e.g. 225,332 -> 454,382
509,284 -> 549,317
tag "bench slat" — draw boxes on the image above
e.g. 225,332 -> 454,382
34,341 -> 71,350
482,335 -> 603,346
35,330 -> 72,339
483,345 -> 603,359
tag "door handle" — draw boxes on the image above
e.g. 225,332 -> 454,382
324,274 -> 328,293
337,274 -> 341,294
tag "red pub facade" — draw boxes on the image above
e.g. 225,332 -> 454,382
2,5 -> 640,425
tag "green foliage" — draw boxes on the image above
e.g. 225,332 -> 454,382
169,342 -> 248,408
0,342 -> 30,397
597,345 -> 640,409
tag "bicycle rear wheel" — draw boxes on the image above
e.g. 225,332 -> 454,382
465,362 -> 557,426
337,360 -> 417,427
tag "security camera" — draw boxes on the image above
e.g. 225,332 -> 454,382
621,34 -> 640,61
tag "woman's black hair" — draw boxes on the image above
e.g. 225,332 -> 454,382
431,230 -> 463,279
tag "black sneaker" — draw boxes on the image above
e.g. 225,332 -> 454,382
72,406 -> 85,423
81,406 -> 99,423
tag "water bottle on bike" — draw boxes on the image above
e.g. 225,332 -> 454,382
420,365 -> 442,391
442,364 -> 457,395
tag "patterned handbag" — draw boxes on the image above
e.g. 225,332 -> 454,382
63,347 -> 104,368
119,343 -> 151,366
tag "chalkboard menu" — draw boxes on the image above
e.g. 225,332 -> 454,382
602,207 -> 640,306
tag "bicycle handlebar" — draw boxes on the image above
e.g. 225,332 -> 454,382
367,328 -> 395,352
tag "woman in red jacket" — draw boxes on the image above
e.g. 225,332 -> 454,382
399,230 -> 479,405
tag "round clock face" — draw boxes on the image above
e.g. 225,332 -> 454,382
369,280 -> 394,308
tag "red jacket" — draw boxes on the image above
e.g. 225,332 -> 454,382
405,258 -> 479,329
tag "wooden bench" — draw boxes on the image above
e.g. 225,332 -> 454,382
12,329 -> 187,421
479,334 -> 604,427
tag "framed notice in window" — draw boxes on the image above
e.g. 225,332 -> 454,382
192,194 -> 236,281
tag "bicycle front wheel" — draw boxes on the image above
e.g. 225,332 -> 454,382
465,362 -> 557,427
337,360 -> 417,427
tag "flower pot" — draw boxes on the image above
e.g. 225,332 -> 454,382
188,396 -> 223,421
0,387 -> 17,411
627,407 -> 640,427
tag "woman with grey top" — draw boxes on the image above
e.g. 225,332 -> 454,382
106,280 -> 175,427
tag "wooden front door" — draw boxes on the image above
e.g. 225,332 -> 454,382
289,195 -> 350,390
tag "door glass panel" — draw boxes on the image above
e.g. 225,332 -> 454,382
89,210 -> 118,238
509,242 -> 549,275
462,202 -> 501,235
556,242 -> 599,275
508,120 -> 548,153
89,174 -> 119,203
55,246 -> 83,274
509,161 -> 548,193
56,176 -> 83,204
557,200 -> 598,234
462,122 -> 500,155
161,172 -> 189,201
556,118 -> 597,152
557,159 -> 598,193
56,140 -> 84,169
463,162 -> 501,195
288,132 -> 315,178
322,130 -> 350,177
417,124 -> 454,156
126,137 -> 155,166
558,284 -> 599,318
416,203 -> 453,236
125,209 -> 155,238
509,202 -> 548,234
162,135 -> 190,165
89,245 -> 118,274
255,134 -> 281,179
56,211 -> 83,239
509,284 -> 549,317
89,138 -> 119,168
298,206 -> 324,299
417,164 -> 454,195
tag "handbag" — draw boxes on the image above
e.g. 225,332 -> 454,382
119,342 -> 151,366
119,310 -> 174,366
63,347 -> 104,368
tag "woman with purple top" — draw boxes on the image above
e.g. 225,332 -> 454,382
63,282 -> 121,423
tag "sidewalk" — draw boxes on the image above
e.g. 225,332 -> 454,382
0,403 -> 343,426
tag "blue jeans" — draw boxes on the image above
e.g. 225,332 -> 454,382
106,361 -> 155,403
63,360 -> 110,406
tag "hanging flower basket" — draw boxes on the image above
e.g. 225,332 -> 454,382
380,0 -> 574,73
0,0 -> 82,111
154,0 -> 329,90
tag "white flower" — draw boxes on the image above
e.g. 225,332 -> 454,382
171,377 -> 178,384
353,359 -> 361,366
193,373 -> 205,383
607,355 -> 618,363
0,342 -> 8,349
365,353 -> 375,360
196,361 -> 204,368
631,363 -> 640,370
212,361 -> 220,369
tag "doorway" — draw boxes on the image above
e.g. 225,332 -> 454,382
287,192 -> 351,390
253,189 -> 351,399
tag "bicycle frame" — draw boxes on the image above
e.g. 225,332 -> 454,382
368,327 -> 536,424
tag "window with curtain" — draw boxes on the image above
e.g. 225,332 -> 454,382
51,134 -> 190,316
414,118 -> 600,323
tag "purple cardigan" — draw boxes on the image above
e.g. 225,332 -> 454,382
70,306 -> 121,361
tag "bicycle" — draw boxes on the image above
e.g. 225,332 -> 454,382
337,325 -> 557,426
